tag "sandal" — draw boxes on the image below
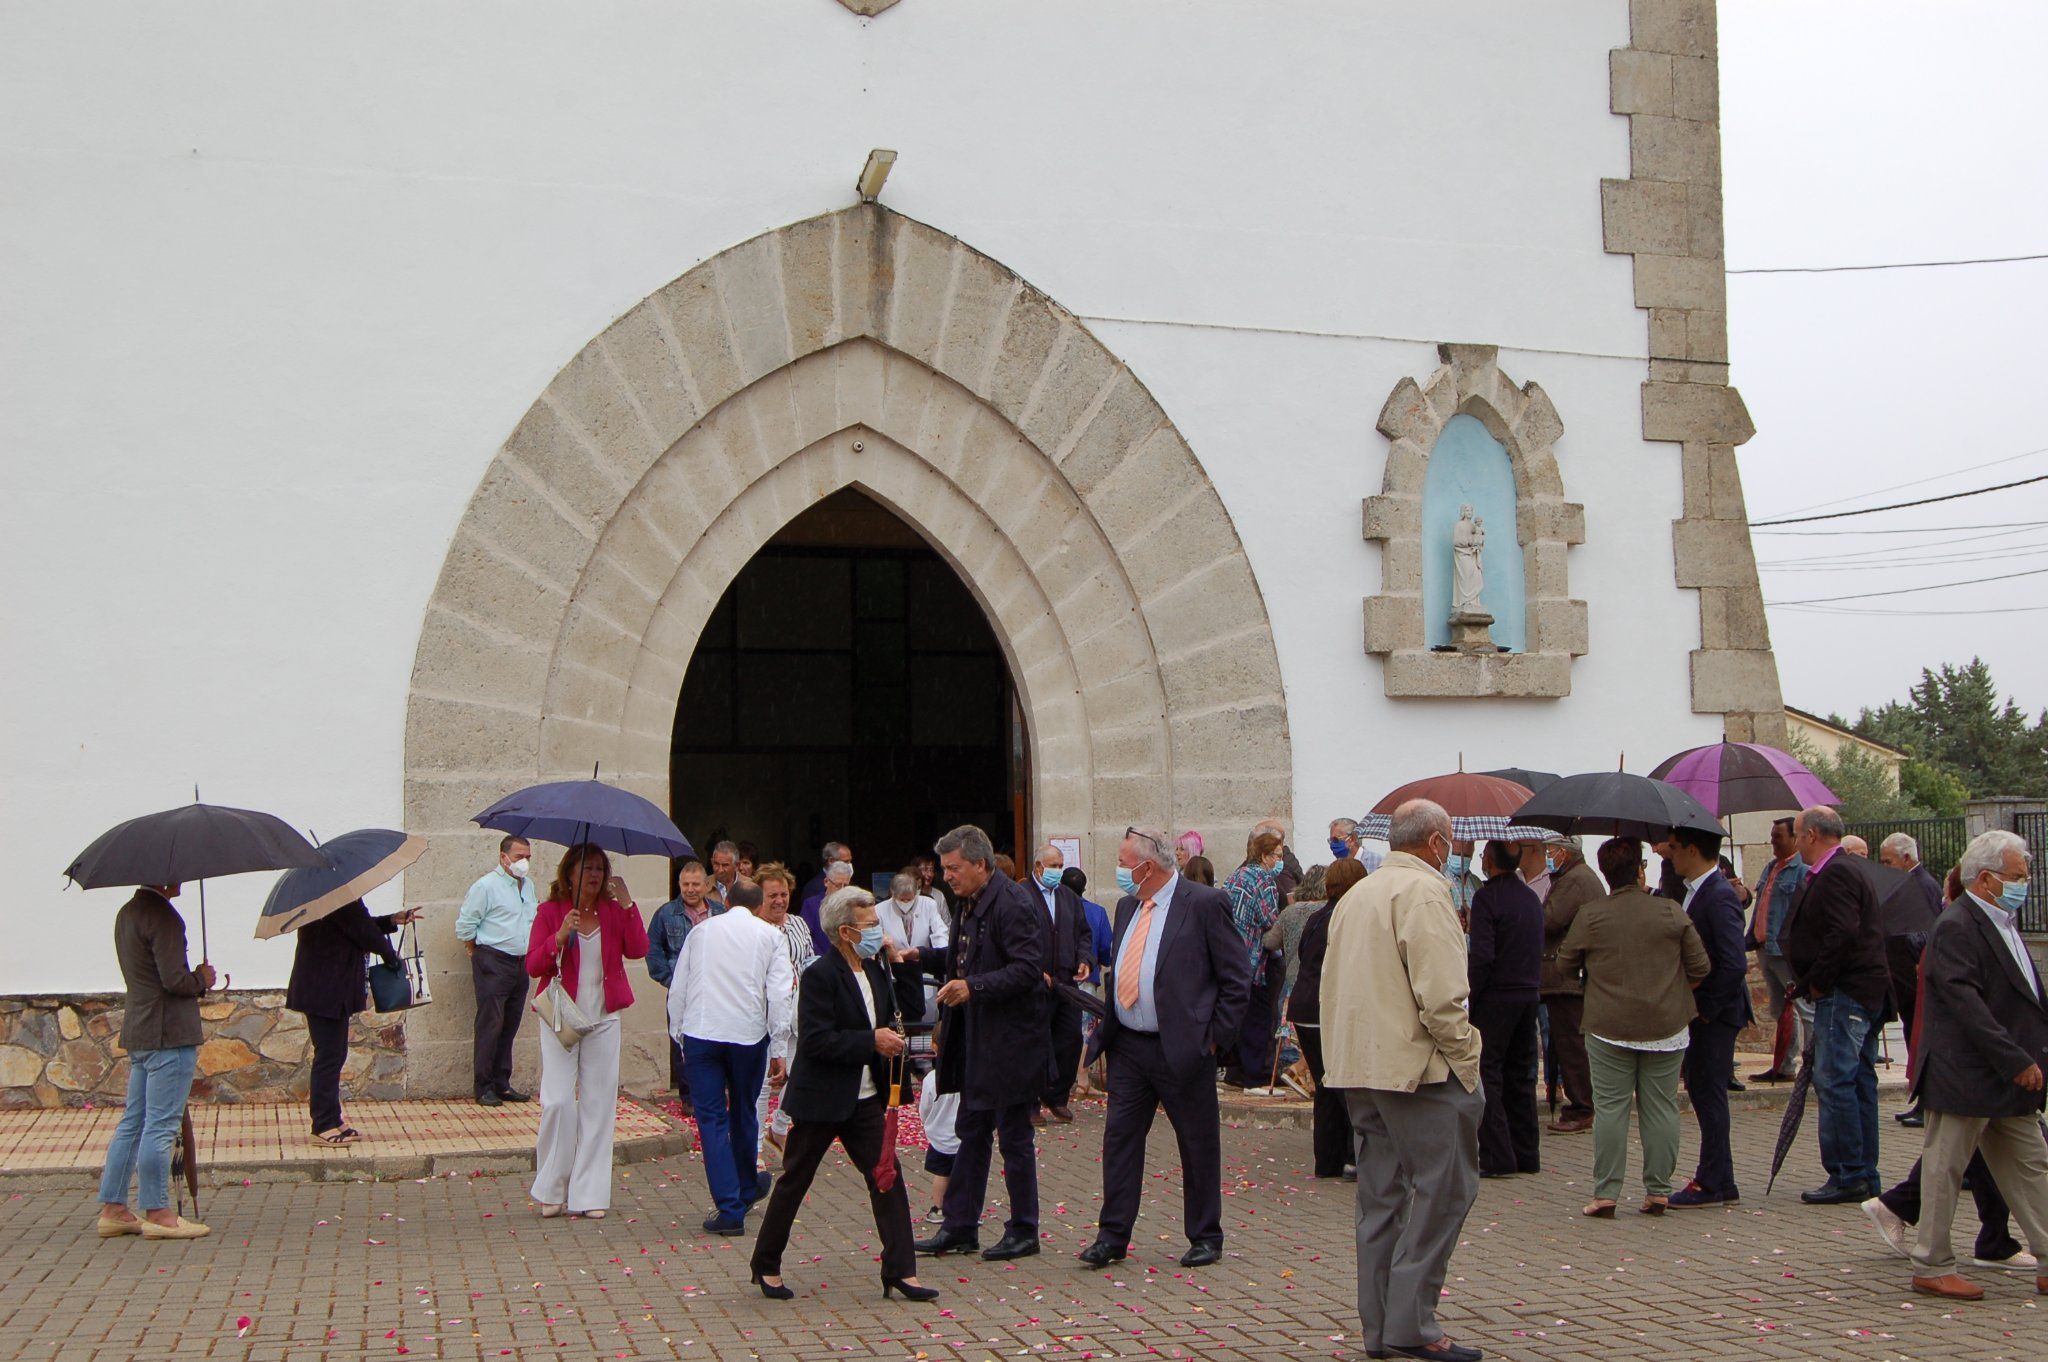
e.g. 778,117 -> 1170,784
313,1128 -> 361,1146
577,1209 -> 607,1220
1582,1200 -> 1617,1218
1639,1196 -> 1669,1216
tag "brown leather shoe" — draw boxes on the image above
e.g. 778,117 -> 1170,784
1911,1274 -> 1984,1301
2038,1275 -> 2047,1295
1548,1116 -> 1592,1134
1049,1105 -> 1075,1123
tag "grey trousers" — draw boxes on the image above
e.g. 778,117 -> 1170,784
1911,1110 -> 2048,1274
1345,1080 -> 1484,1352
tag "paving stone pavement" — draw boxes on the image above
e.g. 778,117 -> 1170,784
0,1090 -> 2038,1362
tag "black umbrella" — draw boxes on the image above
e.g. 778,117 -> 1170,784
1766,1038 -> 1815,1195
1510,771 -> 1723,840
1481,767 -> 1562,794
64,798 -> 325,959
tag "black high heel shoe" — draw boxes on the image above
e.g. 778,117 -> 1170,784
882,1277 -> 939,1302
750,1272 -> 795,1301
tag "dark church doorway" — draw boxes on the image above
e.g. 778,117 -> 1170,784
669,488 -> 1025,890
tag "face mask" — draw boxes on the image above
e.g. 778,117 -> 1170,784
1039,868 -> 1062,890
1115,866 -> 1138,896
1328,838 -> 1351,859
855,924 -> 886,958
1445,854 -> 1468,879
507,858 -> 530,878
1542,853 -> 1558,876
896,893 -> 915,906
1998,878 -> 2030,912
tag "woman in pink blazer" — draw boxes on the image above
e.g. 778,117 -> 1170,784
525,843 -> 648,1218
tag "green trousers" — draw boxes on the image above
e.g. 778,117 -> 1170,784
1586,1035 -> 1685,1201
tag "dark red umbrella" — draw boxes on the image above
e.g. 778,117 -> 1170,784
874,1053 -> 907,1193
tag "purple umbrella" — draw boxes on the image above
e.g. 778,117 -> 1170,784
1648,742 -> 1837,819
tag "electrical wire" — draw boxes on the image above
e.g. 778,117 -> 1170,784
1730,251 -> 2048,274
1764,563 -> 2048,606
1754,525 -> 2048,566
1754,519 -> 2048,537
1752,445 -> 2048,520
1749,473 -> 2048,527
1762,544 -> 2048,573
1774,603 -> 2048,618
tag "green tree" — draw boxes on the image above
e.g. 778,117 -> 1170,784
1847,657 -> 2048,798
1789,735 -> 1934,823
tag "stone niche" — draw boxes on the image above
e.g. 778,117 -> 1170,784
0,992 -> 408,1110
1363,344 -> 1589,698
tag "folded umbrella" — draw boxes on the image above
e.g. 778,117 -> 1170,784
256,828 -> 427,939
1766,1037 -> 1815,1195
1649,741 -> 1837,818
874,1052 -> 907,1194
1510,770 -> 1723,840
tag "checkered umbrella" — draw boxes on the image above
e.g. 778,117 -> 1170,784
1356,768 -> 1551,842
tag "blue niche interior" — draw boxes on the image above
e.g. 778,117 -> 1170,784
1422,413 -> 1526,652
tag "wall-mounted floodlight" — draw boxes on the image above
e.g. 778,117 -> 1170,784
857,148 -> 897,203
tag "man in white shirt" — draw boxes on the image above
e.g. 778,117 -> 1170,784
879,871 -> 949,1018
668,892 -> 795,1236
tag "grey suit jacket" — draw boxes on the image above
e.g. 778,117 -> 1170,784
113,890 -> 208,1051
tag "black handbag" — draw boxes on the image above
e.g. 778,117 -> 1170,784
367,923 -> 432,1012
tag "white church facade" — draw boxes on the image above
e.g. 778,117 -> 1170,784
2,0 -> 1781,1099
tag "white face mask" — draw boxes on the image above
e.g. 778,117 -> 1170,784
508,857 -> 531,879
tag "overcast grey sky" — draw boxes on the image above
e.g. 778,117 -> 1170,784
1721,2 -> 2048,721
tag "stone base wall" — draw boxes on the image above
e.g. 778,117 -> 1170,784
0,993 -> 407,1109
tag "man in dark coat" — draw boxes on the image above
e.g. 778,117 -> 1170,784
1667,828 -> 1754,1207
1468,840 -> 1544,1178
1080,826 -> 1250,1269
1783,805 -> 1891,1204
1878,831 -> 1947,1126
915,825 -> 1048,1262
1904,829 -> 2048,1300
1025,842 -> 1092,1122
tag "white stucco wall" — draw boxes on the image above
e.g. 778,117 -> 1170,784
1,1 -> 1719,993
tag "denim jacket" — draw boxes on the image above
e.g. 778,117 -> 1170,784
1751,855 -> 1807,956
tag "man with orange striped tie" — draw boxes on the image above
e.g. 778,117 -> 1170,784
1079,826 -> 1250,1270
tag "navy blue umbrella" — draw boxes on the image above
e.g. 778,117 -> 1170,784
472,776 -> 693,861
255,828 -> 426,939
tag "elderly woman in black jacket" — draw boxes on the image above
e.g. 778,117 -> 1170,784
286,899 -> 416,1144
748,886 -> 936,1303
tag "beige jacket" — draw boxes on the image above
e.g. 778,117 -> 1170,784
1322,851 -> 1482,1093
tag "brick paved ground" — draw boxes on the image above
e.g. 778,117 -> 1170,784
1,1090 -> 2037,1362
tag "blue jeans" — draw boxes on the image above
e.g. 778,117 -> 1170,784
1812,993 -> 1881,1189
97,1046 -> 199,1210
682,1035 -> 768,1221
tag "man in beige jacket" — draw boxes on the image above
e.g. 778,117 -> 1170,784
1324,799 -> 1485,1362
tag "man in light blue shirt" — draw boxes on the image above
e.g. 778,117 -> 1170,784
456,836 -> 540,1106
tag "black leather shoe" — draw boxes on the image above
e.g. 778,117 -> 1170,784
1726,1078 -> 1747,1094
746,1172 -> 774,1206
1389,1340 -> 1482,1362
1179,1242 -> 1222,1268
1076,1240 -> 1127,1268
982,1232 -> 1040,1261
702,1214 -> 745,1236
882,1277 -> 940,1302
477,1090 -> 503,1107
497,1087 -> 531,1103
1895,1107 -> 1925,1127
914,1228 -> 982,1256
1802,1180 -> 1877,1205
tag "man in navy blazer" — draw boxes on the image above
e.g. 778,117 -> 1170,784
1668,825 -> 1755,1207
1079,826 -> 1250,1270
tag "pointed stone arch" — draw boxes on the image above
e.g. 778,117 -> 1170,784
1362,343 -> 1589,699
398,206 -> 1289,1092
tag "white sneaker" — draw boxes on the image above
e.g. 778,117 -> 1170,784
1861,1197 -> 1910,1258
1972,1250 -> 2040,1271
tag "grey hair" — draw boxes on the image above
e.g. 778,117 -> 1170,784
889,871 -> 918,899
820,840 -> 847,862
1797,806 -> 1846,842
1329,817 -> 1358,839
1880,831 -> 1919,860
934,824 -> 994,866
1959,829 -> 2030,885
1387,799 -> 1451,852
713,840 -> 739,858
824,858 -> 854,883
820,885 -> 875,942
1124,826 -> 1175,873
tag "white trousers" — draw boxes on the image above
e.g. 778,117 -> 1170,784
531,1017 -> 620,1212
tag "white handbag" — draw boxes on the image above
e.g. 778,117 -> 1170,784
531,954 -> 595,1049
